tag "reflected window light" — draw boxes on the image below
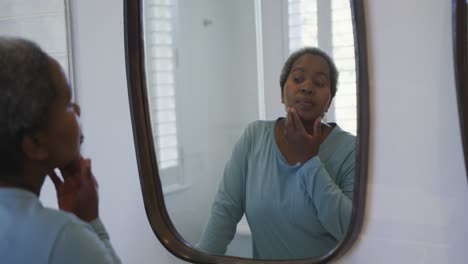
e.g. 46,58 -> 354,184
144,0 -> 180,170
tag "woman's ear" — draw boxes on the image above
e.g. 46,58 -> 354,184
22,132 -> 49,161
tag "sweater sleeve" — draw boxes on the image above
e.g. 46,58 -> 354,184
196,124 -> 252,255
49,218 -> 122,264
298,148 -> 355,241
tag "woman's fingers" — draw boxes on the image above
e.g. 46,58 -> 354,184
287,107 -> 299,131
291,108 -> 307,133
88,160 -> 98,188
48,170 -> 63,190
284,107 -> 293,137
61,157 -> 81,172
285,107 -> 292,129
290,108 -> 299,131
285,107 -> 322,140
79,158 -> 98,189
314,116 -> 322,137
81,159 -> 90,179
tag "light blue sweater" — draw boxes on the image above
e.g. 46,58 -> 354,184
0,188 -> 121,264
197,120 -> 356,259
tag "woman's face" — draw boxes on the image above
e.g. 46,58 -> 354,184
282,53 -> 332,122
44,58 -> 82,169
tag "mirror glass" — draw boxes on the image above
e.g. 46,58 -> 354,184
141,0 -> 358,260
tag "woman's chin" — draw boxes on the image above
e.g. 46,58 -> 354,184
297,112 -> 321,123
58,154 -> 81,173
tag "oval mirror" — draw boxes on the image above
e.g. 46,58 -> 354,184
124,0 -> 369,263
453,0 -> 468,179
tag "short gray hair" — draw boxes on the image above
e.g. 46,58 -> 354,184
279,47 -> 339,99
0,37 -> 57,178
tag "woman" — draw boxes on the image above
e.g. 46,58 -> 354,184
197,47 -> 356,259
0,37 -> 121,263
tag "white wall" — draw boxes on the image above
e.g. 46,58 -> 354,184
260,0 -> 287,120
339,0 -> 468,263
18,0 -> 468,263
163,0 -> 258,246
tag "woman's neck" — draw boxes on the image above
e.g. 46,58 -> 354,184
0,169 -> 47,196
278,117 -> 333,140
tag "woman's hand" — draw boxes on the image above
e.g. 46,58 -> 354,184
284,107 -> 322,164
48,157 -> 99,222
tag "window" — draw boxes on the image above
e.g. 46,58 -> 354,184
0,0 -> 75,95
143,0 -> 184,189
287,0 -> 357,135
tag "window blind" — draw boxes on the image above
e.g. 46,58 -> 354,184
144,0 -> 180,169
331,0 -> 356,135
288,0 -> 318,50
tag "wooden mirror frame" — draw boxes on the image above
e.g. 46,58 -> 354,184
454,0 -> 468,179
124,0 -> 370,263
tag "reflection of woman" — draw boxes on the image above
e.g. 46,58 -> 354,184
197,47 -> 356,259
